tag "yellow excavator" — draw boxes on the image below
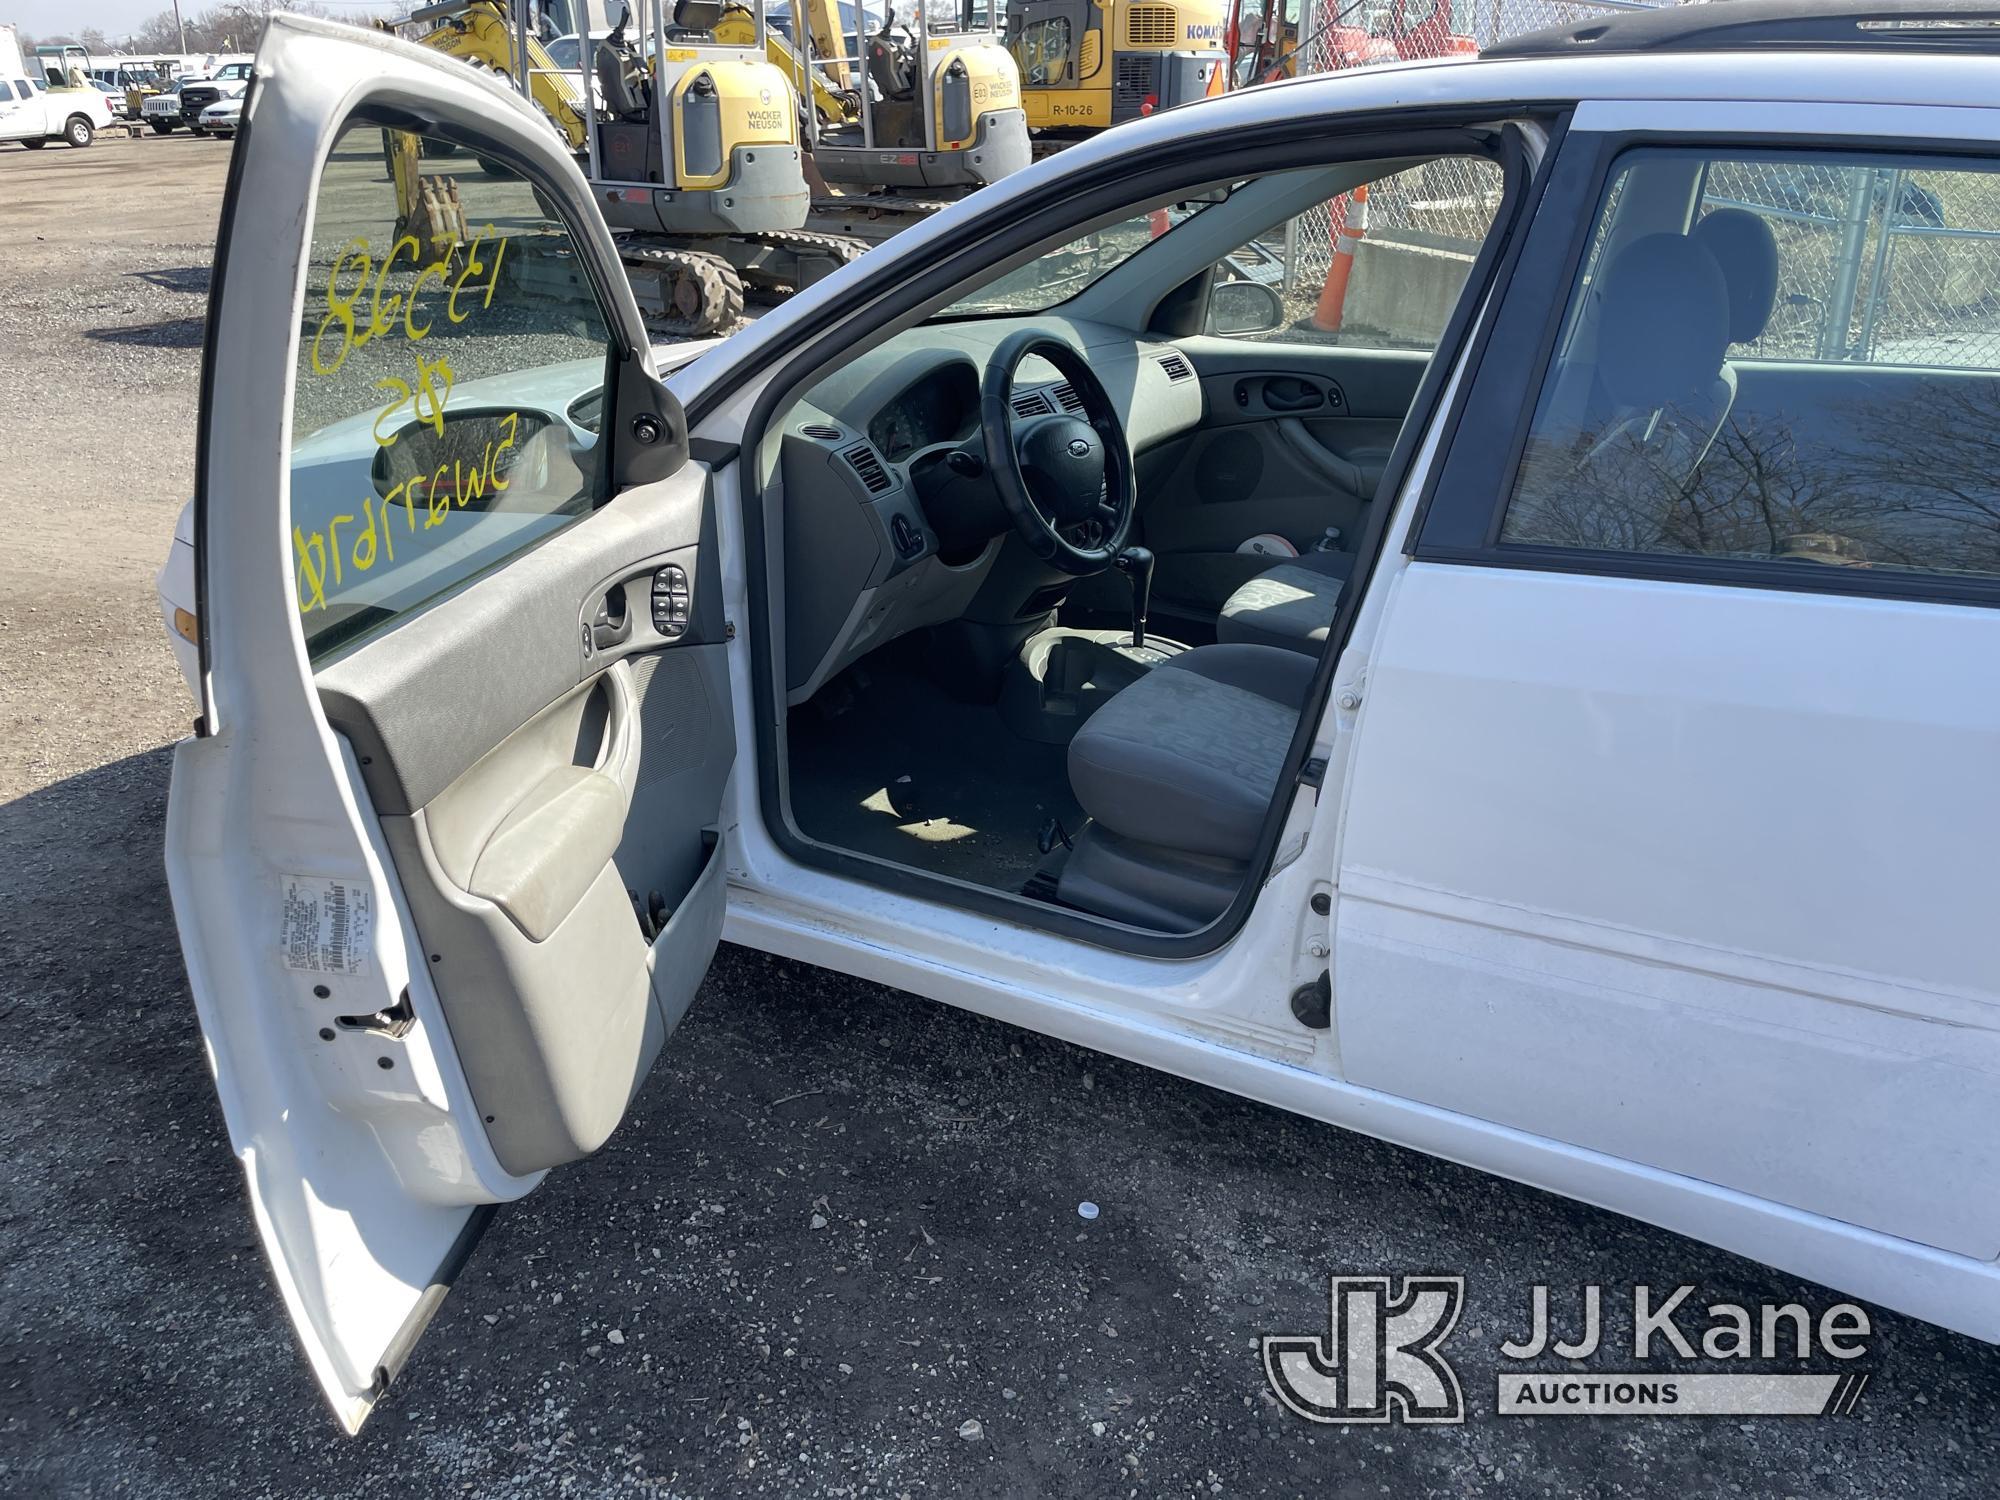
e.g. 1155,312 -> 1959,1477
397,0 -> 1028,331
716,0 -> 1028,211
406,0 -> 590,148
1004,0 -> 1227,139
396,0 -> 828,331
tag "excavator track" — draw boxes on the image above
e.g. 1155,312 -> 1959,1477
734,230 -> 869,294
619,244 -> 747,338
807,194 -> 957,246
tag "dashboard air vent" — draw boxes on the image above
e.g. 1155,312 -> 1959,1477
1156,352 -> 1194,383
799,423 -> 843,441
1050,381 -> 1084,412
843,444 -> 893,494
1010,391 -> 1052,419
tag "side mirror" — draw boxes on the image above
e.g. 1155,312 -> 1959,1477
1207,278 -> 1286,338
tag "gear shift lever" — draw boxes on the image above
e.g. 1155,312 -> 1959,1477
1112,545 -> 1154,650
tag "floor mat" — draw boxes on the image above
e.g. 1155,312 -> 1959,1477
787,662 -> 1081,893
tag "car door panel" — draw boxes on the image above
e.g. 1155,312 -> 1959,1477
169,15 -> 733,1430
1140,338 -> 1428,617
1338,120 -> 2000,1266
318,483 -> 734,1177
1337,564 -> 2000,1261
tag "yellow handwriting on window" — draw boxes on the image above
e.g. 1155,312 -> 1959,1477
293,410 -> 527,617
309,228 -> 509,380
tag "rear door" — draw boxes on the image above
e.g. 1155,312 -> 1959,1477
1335,105 -> 2000,1279
168,15 -> 736,1430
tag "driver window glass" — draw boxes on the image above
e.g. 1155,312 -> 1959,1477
290,123 -> 615,664
1205,157 -> 1503,349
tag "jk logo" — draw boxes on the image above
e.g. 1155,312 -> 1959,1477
1262,1276 -> 1466,1424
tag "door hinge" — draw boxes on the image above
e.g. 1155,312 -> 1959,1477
335,987 -> 416,1038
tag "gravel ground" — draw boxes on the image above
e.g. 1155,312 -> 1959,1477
5,129 -> 2000,1500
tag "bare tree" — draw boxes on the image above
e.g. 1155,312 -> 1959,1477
109,1 -> 368,54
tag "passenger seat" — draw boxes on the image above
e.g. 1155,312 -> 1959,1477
1215,547 -> 1355,655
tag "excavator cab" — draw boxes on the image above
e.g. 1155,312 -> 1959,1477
405,0 -> 592,149
669,0 -> 727,33
595,6 -> 651,117
36,43 -> 92,91
800,0 -> 1028,190
862,8 -> 917,102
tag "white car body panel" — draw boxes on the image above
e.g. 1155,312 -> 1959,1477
158,503 -> 197,688
1333,565 -> 2000,1260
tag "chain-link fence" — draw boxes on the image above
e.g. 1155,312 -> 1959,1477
1281,0 -> 1668,310
1700,159 -> 2000,369
1271,0 -> 2000,370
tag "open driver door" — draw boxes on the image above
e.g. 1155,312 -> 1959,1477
167,15 -> 738,1430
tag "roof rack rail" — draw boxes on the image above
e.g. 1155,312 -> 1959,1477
1485,0 -> 2000,60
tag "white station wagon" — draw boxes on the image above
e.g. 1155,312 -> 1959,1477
167,1 -> 2000,1430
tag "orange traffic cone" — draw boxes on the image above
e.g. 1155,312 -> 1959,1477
1312,183 -> 1369,332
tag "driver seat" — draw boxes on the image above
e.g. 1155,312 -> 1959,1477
1058,644 -> 1315,930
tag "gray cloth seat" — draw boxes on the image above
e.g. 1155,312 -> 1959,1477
1215,548 -> 1355,655
1067,644 -> 1315,862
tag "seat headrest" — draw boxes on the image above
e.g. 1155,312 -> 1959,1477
674,0 -> 724,30
1692,208 -> 1780,344
1594,232 -> 1731,412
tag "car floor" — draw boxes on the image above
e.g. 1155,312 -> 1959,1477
786,646 -> 1082,894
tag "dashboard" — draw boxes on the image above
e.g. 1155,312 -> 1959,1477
774,316 -> 1208,704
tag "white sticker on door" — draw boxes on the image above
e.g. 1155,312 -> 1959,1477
280,875 -> 375,975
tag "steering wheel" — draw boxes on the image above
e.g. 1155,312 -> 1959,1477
979,331 -> 1137,576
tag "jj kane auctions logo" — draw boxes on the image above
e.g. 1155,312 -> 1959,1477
1262,1277 -> 1872,1423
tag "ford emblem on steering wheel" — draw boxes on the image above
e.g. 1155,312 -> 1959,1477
1067,437 -> 1093,457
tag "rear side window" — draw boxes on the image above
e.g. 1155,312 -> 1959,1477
290,122 -> 616,662
1498,148 -> 2000,588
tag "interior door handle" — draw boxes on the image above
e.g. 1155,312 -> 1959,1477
589,586 -> 633,653
1262,380 -> 1325,413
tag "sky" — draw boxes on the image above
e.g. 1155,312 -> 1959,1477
11,0 -> 394,46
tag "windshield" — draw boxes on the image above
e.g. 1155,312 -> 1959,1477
937,194 -> 1228,317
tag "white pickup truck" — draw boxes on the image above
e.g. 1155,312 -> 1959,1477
0,26 -> 113,147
